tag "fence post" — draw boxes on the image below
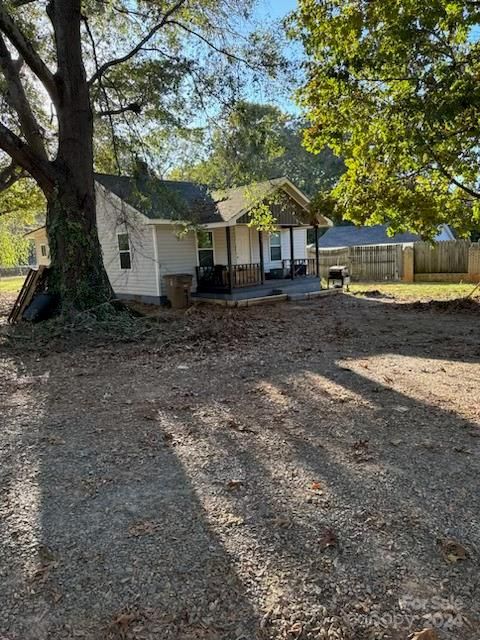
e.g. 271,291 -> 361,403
402,246 -> 414,282
468,244 -> 480,282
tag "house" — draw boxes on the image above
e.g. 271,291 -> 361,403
308,223 -> 455,251
28,174 -> 332,304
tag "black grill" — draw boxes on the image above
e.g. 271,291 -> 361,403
328,265 -> 350,289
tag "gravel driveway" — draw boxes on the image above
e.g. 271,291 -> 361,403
0,293 -> 478,639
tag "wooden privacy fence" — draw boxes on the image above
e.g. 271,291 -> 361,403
318,244 -> 403,281
414,240 -> 470,274
469,243 -> 480,277
314,240 -> 480,282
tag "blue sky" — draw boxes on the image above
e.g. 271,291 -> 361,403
250,0 -> 301,113
255,0 -> 297,20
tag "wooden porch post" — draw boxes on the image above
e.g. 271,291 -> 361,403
289,226 -> 295,279
226,226 -> 233,293
258,230 -> 265,284
314,225 -> 320,278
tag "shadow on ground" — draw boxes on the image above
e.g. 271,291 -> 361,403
0,294 -> 478,639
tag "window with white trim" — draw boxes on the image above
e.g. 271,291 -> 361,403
40,244 -> 48,257
270,231 -> 281,261
197,230 -> 214,267
117,233 -> 131,269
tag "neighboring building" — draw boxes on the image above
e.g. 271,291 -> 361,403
309,223 -> 455,251
27,175 -> 332,304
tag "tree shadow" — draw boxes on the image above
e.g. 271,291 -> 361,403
0,293 -> 479,639
0,352 -> 260,640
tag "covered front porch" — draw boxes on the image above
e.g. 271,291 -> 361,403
194,223 -> 322,295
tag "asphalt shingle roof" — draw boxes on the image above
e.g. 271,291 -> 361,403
316,224 -> 422,248
95,173 -> 222,223
95,174 -> 292,224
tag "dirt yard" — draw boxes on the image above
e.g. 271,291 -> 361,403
0,291 -> 479,640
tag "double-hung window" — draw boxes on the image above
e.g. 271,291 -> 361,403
118,233 -> 131,270
270,231 -> 281,261
197,230 -> 214,267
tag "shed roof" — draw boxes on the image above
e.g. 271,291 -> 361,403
315,224 -> 453,249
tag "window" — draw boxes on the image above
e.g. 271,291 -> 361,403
197,230 -> 214,267
118,233 -> 131,269
40,244 -> 47,257
270,231 -> 281,261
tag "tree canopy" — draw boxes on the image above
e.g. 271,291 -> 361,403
291,0 -> 480,238
171,100 -> 344,196
0,0 -> 285,309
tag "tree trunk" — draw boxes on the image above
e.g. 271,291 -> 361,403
45,0 -> 113,313
46,181 -> 112,311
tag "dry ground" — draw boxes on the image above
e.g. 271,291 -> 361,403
0,290 -> 479,640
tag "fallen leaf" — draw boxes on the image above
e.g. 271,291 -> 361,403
393,405 -> 410,413
226,479 -> 243,491
311,481 -> 322,491
453,446 -> 471,454
128,521 -> 159,537
352,439 -> 372,462
436,538 -> 467,563
272,515 -> 292,529
409,628 -> 439,640
319,528 -> 337,551
112,612 -> 138,629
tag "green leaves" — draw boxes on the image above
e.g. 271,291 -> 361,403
292,0 -> 480,237
0,176 -> 44,266
171,100 -> 344,198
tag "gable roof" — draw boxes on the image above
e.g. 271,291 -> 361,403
95,174 -> 319,226
315,224 -> 454,249
212,178 -> 307,222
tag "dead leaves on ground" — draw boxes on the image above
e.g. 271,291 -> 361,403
128,520 -> 160,537
30,544 -> 58,584
409,629 -> 440,640
319,528 -> 337,551
351,439 -> 373,463
226,479 -> 244,491
436,538 -> 467,563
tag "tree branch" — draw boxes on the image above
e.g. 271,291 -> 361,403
165,19 -> 265,70
0,160 -> 24,193
0,122 -> 54,195
0,1 -> 58,103
96,102 -> 142,117
0,34 -> 47,160
88,0 -> 187,86
428,150 -> 480,199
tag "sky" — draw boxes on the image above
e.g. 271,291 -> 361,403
250,0 -> 301,113
255,0 -> 298,20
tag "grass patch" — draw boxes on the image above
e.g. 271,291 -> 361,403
0,276 -> 25,294
349,281 -> 480,301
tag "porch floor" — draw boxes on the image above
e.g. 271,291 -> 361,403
192,276 -> 321,301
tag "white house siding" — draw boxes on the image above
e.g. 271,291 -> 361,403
294,228 -> 307,259
31,232 -> 50,266
96,186 -> 158,301
247,227 -> 307,271
234,225 -> 251,264
155,226 -> 198,294
212,227 -> 228,265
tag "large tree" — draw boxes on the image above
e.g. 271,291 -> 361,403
0,0 -> 280,312
171,100 -> 344,195
291,0 -> 480,238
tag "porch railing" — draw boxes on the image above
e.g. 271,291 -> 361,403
196,263 -> 262,292
282,258 -> 317,278
233,263 -> 262,287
